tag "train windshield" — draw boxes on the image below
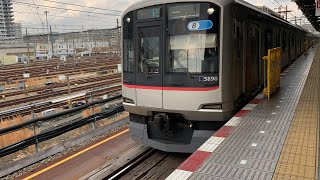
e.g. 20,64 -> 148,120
167,3 -> 220,74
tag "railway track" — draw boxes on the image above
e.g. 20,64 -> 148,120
0,55 -> 117,71
0,73 -> 120,99
0,57 -> 119,79
0,61 -> 119,82
0,74 -> 121,109
86,147 -> 188,180
0,85 -> 122,120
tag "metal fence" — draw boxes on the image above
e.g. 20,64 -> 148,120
263,47 -> 281,99
0,94 -> 123,157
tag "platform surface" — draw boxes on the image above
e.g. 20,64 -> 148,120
167,46 -> 320,180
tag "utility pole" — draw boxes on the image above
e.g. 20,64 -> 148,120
292,16 -> 303,26
93,35 -> 97,55
50,26 -> 54,57
44,11 -> 50,59
276,5 -> 292,21
26,29 -> 30,63
73,34 -> 76,61
116,19 -> 120,54
67,76 -> 71,95
66,37 -> 69,57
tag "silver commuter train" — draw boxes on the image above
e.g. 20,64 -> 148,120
122,0 -> 308,153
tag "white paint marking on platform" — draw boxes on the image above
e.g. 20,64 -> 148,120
225,117 -> 241,127
240,160 -> 247,165
242,104 -> 257,111
260,131 -> 265,134
266,121 -> 271,123
206,136 -> 225,144
198,136 -> 225,153
256,94 -> 265,99
272,112 -> 276,115
251,143 -> 258,147
197,143 -> 219,153
276,106 -> 280,108
166,169 -> 193,180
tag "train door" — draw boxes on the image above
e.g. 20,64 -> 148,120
245,24 -> 260,94
234,20 -> 244,98
135,22 -> 163,108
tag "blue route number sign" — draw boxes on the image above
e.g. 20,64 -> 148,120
187,20 -> 213,31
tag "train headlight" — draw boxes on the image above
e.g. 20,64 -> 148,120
207,8 -> 215,15
126,18 -> 131,23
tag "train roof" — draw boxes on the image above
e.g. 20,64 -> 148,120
123,0 -> 231,15
123,0 -> 306,32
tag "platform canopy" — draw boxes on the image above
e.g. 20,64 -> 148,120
294,0 -> 319,31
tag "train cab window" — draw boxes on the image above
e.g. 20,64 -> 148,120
123,12 -> 134,73
138,26 -> 160,74
166,3 -> 220,74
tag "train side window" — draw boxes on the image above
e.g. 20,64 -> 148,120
291,34 -> 294,49
265,31 -> 272,55
278,31 -> 281,47
282,31 -> 287,52
237,26 -> 240,58
123,12 -> 134,73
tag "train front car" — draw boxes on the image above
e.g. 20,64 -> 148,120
122,0 -> 231,153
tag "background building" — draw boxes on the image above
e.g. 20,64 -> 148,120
12,22 -> 22,38
0,0 -> 14,39
24,28 -> 119,59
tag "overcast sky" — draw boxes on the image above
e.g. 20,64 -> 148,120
12,0 -> 304,34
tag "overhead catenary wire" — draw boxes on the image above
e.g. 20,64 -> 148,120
29,0 -> 47,46
38,0 -> 122,13
273,0 -> 305,20
12,1 -> 121,16
13,11 -> 117,22
11,0 -> 123,35
13,5 -> 121,21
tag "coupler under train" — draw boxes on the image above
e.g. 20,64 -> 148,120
129,113 -> 224,153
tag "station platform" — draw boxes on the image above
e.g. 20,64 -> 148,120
167,46 -> 320,180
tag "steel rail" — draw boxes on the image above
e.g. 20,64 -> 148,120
0,104 -> 124,157
0,94 -> 122,136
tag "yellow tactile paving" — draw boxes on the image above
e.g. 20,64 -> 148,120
273,47 -> 320,180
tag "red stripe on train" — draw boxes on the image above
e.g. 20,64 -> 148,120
123,83 -> 219,91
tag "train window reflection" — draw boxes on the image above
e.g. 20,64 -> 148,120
166,2 -> 220,74
168,4 -> 200,20
168,33 -> 218,73
123,39 -> 134,72
139,36 -> 160,73
123,12 -> 134,73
